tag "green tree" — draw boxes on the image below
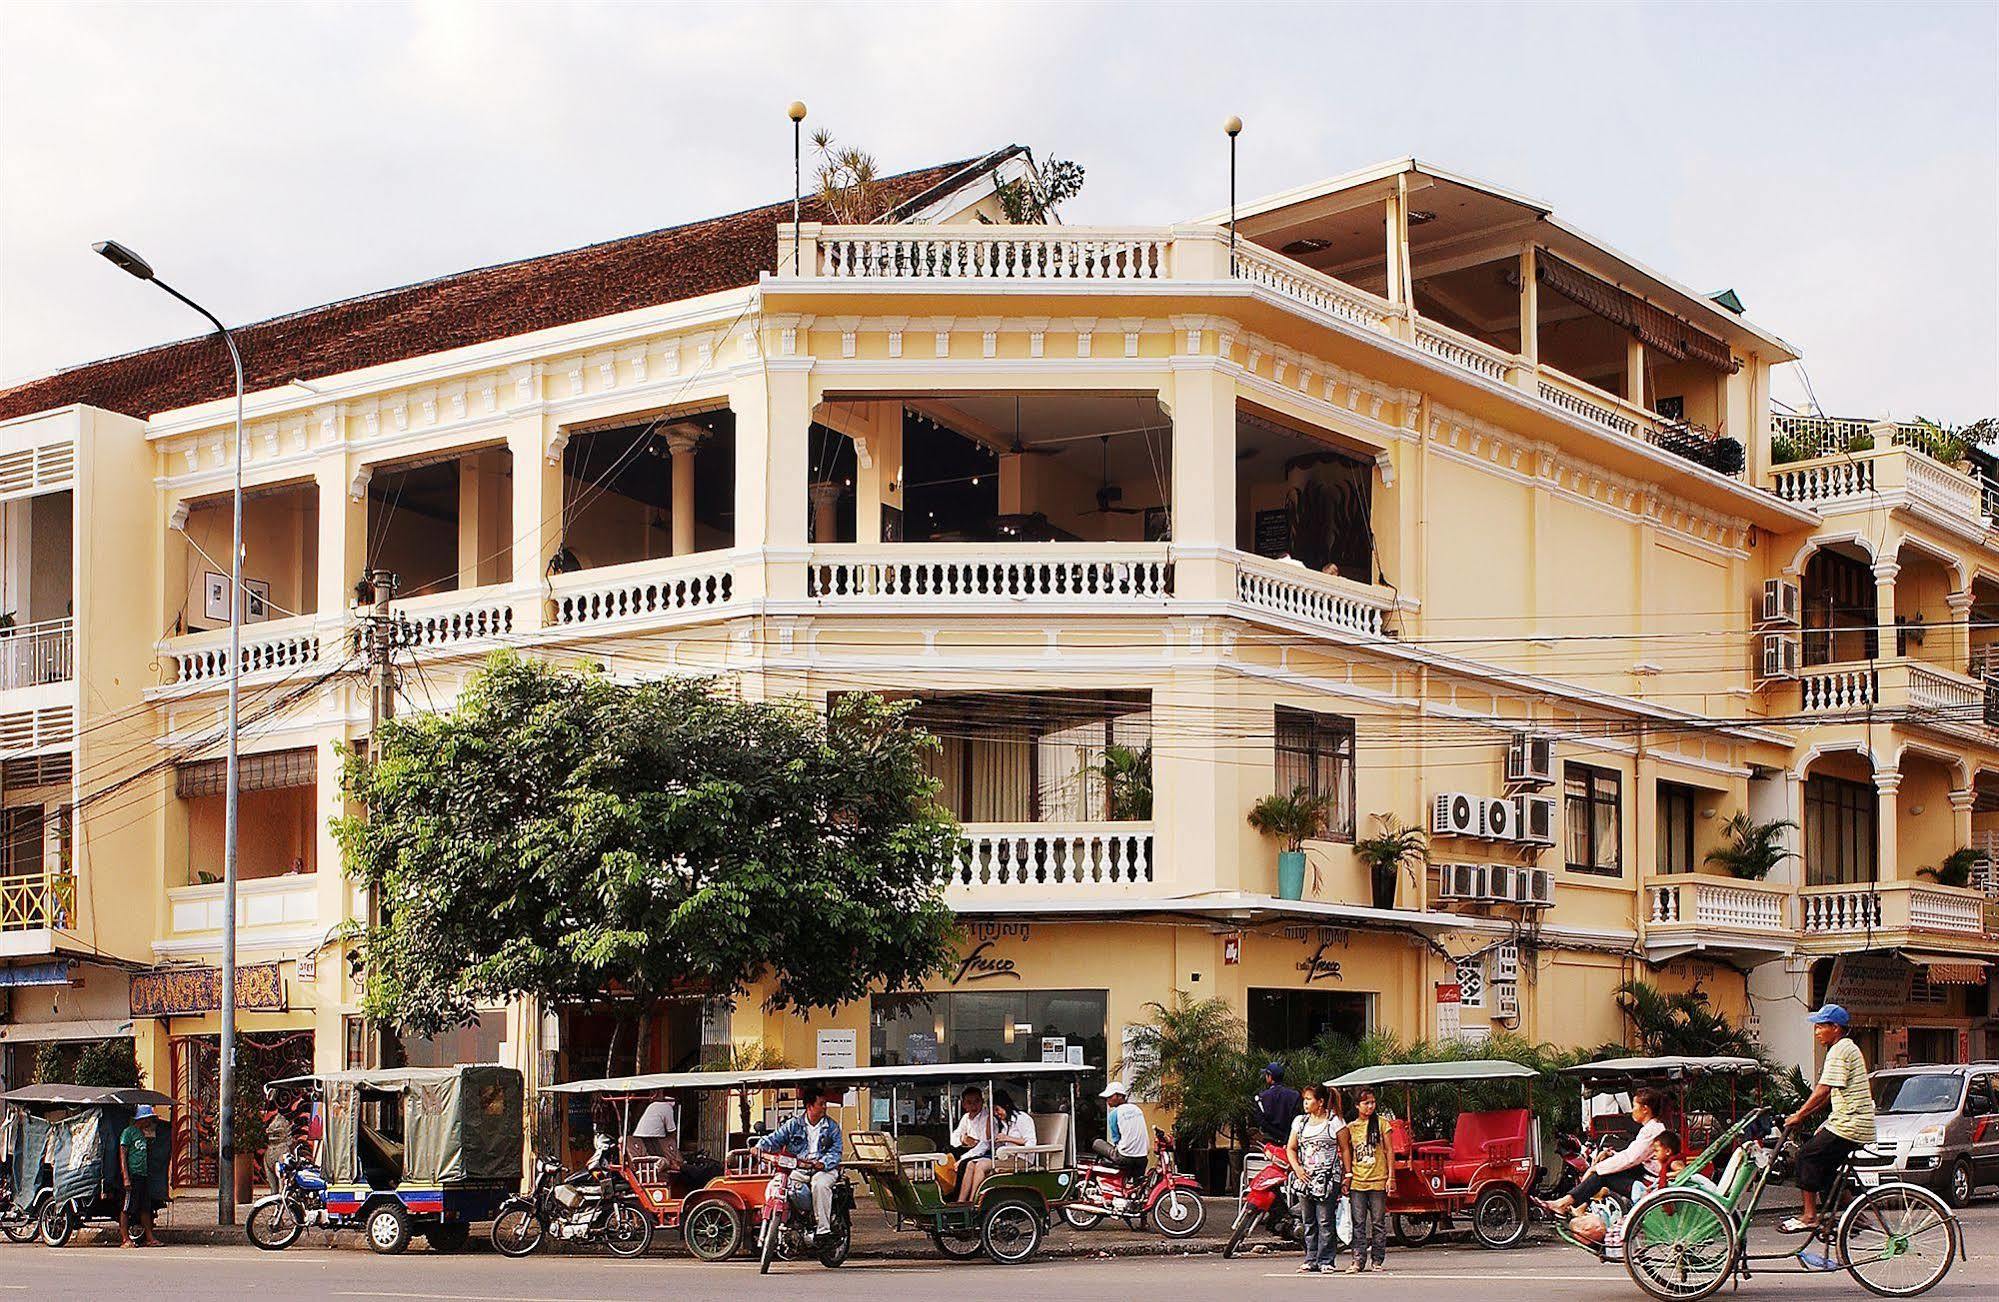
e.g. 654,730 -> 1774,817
1120,993 -> 1261,1147
338,654 -> 962,1041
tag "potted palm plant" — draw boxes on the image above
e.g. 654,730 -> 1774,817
1248,786 -> 1329,900
1918,847 -> 1983,890
1353,814 -> 1426,910
1702,813 -> 1794,880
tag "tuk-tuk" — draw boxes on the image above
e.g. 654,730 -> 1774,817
1326,1060 -> 1540,1250
264,1066 -> 523,1253
545,1060 -> 1085,1265
1,1083 -> 173,1247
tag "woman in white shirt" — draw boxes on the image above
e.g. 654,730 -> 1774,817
1536,1087 -> 1671,1215
992,1091 -> 1038,1163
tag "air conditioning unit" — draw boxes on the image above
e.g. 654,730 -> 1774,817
1515,795 -> 1557,846
1758,631 -> 1801,682
1761,578 -> 1801,626
1482,796 -> 1518,841
1438,863 -> 1487,901
1518,867 -> 1557,909
1506,733 -> 1555,787
1484,863 -> 1520,902
1432,792 -> 1481,838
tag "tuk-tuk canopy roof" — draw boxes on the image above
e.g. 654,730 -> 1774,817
0,1084 -> 174,1108
268,1066 -> 504,1091
1326,1060 -> 1540,1088
1562,1055 -> 1764,1085
544,1060 -> 1095,1095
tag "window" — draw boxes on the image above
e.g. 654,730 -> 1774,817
1564,764 -> 1623,875
1656,783 -> 1698,876
1803,774 -> 1877,886
1275,707 -> 1356,842
1247,989 -> 1372,1054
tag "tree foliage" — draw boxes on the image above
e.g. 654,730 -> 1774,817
338,654 -> 962,1036
34,1038 -> 143,1088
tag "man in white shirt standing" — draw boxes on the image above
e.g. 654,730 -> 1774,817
1093,1080 -> 1150,1179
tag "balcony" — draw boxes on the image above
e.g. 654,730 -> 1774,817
807,543 -> 1172,607
1643,874 -> 1794,957
1794,658 -> 1986,736
946,822 -> 1156,904
1799,881 -> 1998,955
161,874 -> 324,957
0,618 -> 73,691
1769,443 -> 1989,538
1229,550 -> 1399,639
0,871 -> 73,953
550,552 -> 739,634
156,613 -> 323,694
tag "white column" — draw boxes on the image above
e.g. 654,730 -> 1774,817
809,481 -> 842,545
1875,768 -> 1901,881
666,427 -> 701,557
1946,589 -> 1972,675
1872,561 -> 1900,660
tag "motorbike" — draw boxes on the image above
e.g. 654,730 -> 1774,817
755,1150 -> 853,1273
491,1135 -> 653,1258
1060,1127 -> 1206,1238
1222,1141 -> 1305,1257
245,1142 -> 333,1250
1,1183 -> 44,1244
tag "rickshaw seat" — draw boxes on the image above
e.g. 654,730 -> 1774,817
1437,1108 -> 1531,1183
358,1123 -> 404,1189
1387,1118 -> 1415,1160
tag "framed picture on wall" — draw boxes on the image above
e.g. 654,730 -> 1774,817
244,579 -> 271,623
202,571 -> 230,623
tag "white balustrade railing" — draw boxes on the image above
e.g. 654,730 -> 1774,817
1538,374 -> 1640,438
1771,457 -> 1876,506
815,226 -> 1170,280
1646,877 -> 1789,934
1797,665 -> 1878,714
809,545 -> 1171,603
0,617 -> 73,690
1231,552 -> 1393,638
1906,663 -> 1982,717
168,874 -> 322,937
392,592 -> 516,653
1800,888 -> 1883,934
1902,448 -> 1986,522
1772,414 -> 1880,457
1907,886 -> 1986,935
164,618 -> 321,688
550,555 -> 738,630
951,823 -> 1154,892
1231,242 -> 1397,331
1414,321 -> 1513,382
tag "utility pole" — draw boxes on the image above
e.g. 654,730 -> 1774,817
362,569 -> 401,732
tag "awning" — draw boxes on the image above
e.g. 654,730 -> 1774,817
175,747 -> 315,798
0,960 -> 75,988
1903,954 -> 1992,985
0,1017 -> 129,1044
1537,252 -> 1740,374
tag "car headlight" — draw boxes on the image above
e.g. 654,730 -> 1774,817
1909,1125 -> 1947,1153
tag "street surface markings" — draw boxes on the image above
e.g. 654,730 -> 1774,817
335,1293 -> 606,1302
1259,1271 -> 1611,1282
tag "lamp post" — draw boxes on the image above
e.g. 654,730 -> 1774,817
788,100 -> 808,274
95,240 -> 245,1227
1225,116 -> 1243,275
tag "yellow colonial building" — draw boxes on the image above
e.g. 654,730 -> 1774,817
1,147 -> 1993,1184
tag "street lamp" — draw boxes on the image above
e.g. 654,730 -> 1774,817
95,240 -> 246,1227
1224,116 -> 1243,275
788,100 -> 808,274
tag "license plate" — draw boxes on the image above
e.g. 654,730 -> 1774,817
1855,1171 -> 1881,1186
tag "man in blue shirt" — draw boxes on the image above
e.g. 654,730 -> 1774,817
1255,1063 -> 1302,1146
756,1085 -> 843,1238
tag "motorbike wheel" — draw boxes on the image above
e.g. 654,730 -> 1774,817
423,1222 -> 471,1254
1393,1213 -> 1441,1247
1222,1208 -> 1261,1259
246,1198 -> 305,1251
817,1214 -> 852,1268
757,1212 -> 779,1275
930,1225 -> 986,1259
364,1202 -> 412,1255
1150,1187 -> 1207,1238
602,1201 -> 653,1258
490,1205 -> 545,1258
1060,1204 -> 1103,1230
3,1209 -> 43,1245
981,1199 -> 1044,1265
1471,1186 -> 1528,1250
681,1200 -> 744,1262
38,1201 -> 75,1249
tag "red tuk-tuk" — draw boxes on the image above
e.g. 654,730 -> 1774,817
1327,1060 -> 1540,1249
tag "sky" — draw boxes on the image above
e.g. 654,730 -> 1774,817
1,0 -> 1993,422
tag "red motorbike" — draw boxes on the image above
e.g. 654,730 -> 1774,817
1222,1140 -> 1305,1257
1060,1128 -> 1206,1238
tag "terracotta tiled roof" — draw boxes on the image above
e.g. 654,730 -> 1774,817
0,150 -> 1017,424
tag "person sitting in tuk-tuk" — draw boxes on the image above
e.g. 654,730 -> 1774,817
991,1091 -> 1037,1165
755,1086 -> 843,1242
1536,1087 -> 1670,1216
946,1086 -> 996,1204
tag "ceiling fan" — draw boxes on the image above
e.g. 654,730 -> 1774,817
1082,435 -> 1144,515
1000,396 -> 1058,457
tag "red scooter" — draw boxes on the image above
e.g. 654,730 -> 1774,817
1223,1140 -> 1305,1257
1060,1128 -> 1207,1238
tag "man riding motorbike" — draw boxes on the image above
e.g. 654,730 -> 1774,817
755,1085 -> 843,1241
1093,1080 -> 1150,1179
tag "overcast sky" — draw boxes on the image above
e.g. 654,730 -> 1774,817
2,1 -> 1993,421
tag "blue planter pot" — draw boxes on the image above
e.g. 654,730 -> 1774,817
1276,850 -> 1307,900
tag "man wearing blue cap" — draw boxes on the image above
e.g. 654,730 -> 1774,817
119,1104 -> 163,1247
1780,1003 -> 1875,1234
1255,1062 -> 1302,1145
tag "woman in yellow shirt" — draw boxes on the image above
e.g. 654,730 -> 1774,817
1340,1088 -> 1391,1273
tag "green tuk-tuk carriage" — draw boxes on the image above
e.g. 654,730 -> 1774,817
1,1084 -> 173,1247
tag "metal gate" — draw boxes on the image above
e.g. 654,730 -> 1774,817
169,1031 -> 314,1187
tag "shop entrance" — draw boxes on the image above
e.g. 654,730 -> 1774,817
168,1031 -> 313,1186
1248,988 -> 1371,1054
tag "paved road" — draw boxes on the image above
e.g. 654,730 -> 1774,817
8,1201 -> 1990,1301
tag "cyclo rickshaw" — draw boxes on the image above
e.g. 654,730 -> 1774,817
545,1060 -> 1086,1265
1326,1060 -> 1541,1249
257,1066 -> 523,1253
0,1083 -> 173,1246
1554,1055 -> 1764,1215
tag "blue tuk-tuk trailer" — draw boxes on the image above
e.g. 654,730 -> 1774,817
2,1083 -> 174,1246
